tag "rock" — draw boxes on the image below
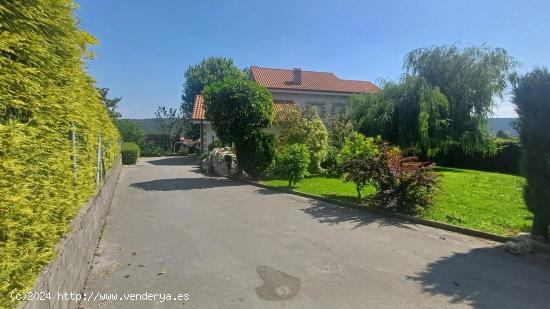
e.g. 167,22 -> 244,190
201,157 -> 212,174
504,240 -> 533,254
203,147 -> 238,177
511,232 -> 531,242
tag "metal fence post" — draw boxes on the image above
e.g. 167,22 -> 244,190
96,131 -> 102,185
71,123 -> 77,183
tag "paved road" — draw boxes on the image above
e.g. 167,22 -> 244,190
81,156 -> 550,309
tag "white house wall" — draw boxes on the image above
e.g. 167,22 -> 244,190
271,90 -> 351,118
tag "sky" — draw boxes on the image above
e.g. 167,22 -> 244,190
76,0 -> 550,119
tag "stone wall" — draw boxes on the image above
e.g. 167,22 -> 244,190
18,157 -> 122,309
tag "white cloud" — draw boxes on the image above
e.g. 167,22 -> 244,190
492,102 -> 517,118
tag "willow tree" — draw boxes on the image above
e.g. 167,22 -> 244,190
405,45 -> 515,153
512,68 -> 550,239
350,75 -> 450,157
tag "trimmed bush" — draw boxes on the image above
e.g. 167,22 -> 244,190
122,142 -> 140,165
0,2 -> 119,307
274,144 -> 310,186
235,132 -> 276,180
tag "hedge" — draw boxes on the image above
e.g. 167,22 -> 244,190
122,142 -> 140,165
0,1 -> 120,308
432,140 -> 520,174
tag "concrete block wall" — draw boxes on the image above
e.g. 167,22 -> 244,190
18,158 -> 122,309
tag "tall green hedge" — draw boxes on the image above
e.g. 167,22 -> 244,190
0,1 -> 120,307
513,68 -> 550,238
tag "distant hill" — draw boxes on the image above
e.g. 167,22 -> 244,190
122,117 -> 518,136
121,118 -> 163,134
488,118 -> 518,136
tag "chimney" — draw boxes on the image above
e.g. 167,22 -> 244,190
292,68 -> 302,85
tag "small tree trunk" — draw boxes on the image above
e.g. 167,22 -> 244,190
356,185 -> 361,200
531,214 -> 549,240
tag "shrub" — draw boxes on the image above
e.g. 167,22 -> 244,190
368,142 -> 440,213
122,142 -> 140,165
275,107 -> 329,173
235,132 -> 276,180
320,146 -> 340,175
208,139 -> 224,151
337,134 -> 439,212
337,133 -> 380,198
327,111 -> 355,149
512,67 -> 550,238
274,144 -> 310,186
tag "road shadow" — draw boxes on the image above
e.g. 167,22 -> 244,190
254,188 -> 415,230
301,200 -> 417,230
131,177 -> 244,191
407,247 -> 550,308
146,156 -> 200,166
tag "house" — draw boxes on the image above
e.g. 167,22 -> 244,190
191,66 -> 379,152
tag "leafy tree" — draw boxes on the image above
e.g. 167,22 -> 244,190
512,68 -> 550,239
97,87 -> 122,119
116,119 -> 145,144
274,144 -> 311,186
235,132 -> 276,180
275,107 -> 329,173
350,76 -> 450,157
202,78 -> 273,145
181,57 -> 247,117
337,133 -> 380,198
405,45 -> 516,153
154,106 -> 186,152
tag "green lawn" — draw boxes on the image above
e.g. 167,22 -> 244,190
261,167 -> 531,236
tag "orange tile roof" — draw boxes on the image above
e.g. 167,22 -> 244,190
191,95 -> 205,120
250,66 -> 379,94
191,95 -> 298,121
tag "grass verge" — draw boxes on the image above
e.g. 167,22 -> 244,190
261,167 -> 531,236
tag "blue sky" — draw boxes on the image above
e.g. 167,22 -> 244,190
77,0 -> 550,119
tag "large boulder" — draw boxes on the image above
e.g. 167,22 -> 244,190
203,147 -> 238,177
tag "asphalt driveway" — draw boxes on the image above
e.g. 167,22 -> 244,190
81,156 -> 550,309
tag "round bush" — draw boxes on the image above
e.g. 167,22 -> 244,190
122,142 -> 140,165
274,144 -> 310,186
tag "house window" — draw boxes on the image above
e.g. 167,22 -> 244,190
331,103 -> 346,115
306,102 -> 326,118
